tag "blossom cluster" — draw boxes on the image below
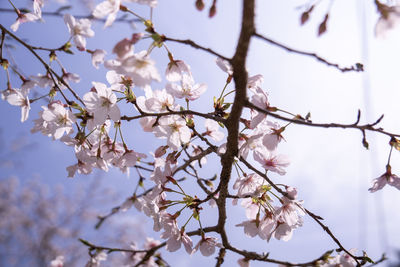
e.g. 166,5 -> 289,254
1,0 -> 396,266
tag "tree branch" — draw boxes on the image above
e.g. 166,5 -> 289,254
216,0 -> 255,248
164,36 -> 230,61
254,32 -> 364,73
245,100 -> 399,139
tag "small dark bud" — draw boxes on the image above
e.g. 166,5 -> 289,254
300,12 -> 309,25
195,0 -> 205,11
209,4 -> 217,18
318,14 -> 329,36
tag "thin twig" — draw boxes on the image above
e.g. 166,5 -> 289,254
254,32 -> 364,72
164,36 -> 230,61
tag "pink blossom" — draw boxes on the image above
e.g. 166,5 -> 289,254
166,75 -> 207,101
233,173 -> 264,197
275,197 -> 304,227
137,88 -> 176,115
166,60 -> 192,82
235,220 -> 259,237
154,115 -> 191,151
192,236 -> 222,256
91,49 -> 107,69
262,121 -> 284,151
240,198 -> 259,220
369,169 -> 400,192
10,12 -> 39,32
258,214 -> 277,241
238,133 -> 263,159
113,37 -> 134,59
190,144 -> 207,167
106,50 -> 161,88
247,74 -> 264,89
273,222 -> 293,241
31,73 -> 53,88
375,5 -> 400,38
253,149 -> 290,175
249,86 -> 270,129
203,119 -> 224,142
238,258 -> 250,267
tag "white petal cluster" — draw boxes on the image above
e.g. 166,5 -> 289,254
2,88 -> 30,122
83,82 -> 121,128
64,14 -> 94,51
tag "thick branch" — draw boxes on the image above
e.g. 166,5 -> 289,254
216,0 -> 255,247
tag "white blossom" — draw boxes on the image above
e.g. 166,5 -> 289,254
64,14 -> 94,50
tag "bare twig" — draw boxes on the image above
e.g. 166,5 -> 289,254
254,32 -> 364,73
245,100 -> 399,139
164,36 -> 230,61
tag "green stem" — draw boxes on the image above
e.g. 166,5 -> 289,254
218,81 -> 229,100
387,145 -> 394,167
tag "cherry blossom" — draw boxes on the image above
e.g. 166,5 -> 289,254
249,86 -> 270,129
10,11 -> 39,32
216,57 -> 233,75
262,121 -> 284,151
166,75 -> 207,101
369,167 -> 400,192
91,49 -> 107,69
50,256 -> 65,267
33,0 -> 44,18
83,82 -> 121,127
31,73 -> 53,88
192,236 -> 222,256
64,14 -> 94,51
190,144 -> 207,167
236,220 -> 259,237
132,0 -> 158,7
154,115 -> 191,150
41,101 -> 76,139
112,37 -> 136,59
253,149 -> 290,175
1,1 -> 391,266
166,60 -> 192,82
92,0 -> 121,28
2,88 -> 30,122
137,88 -> 176,113
85,250 -> 107,267
238,132 -> 263,159
203,119 -> 224,142
375,4 -> 400,37
238,258 -> 250,267
105,50 -> 161,88
233,173 -> 264,197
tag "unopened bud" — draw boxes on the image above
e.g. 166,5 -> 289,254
166,176 -> 178,185
154,145 -> 168,157
195,0 -> 205,11
131,33 -> 144,44
119,4 -> 128,11
209,4 -> 217,18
